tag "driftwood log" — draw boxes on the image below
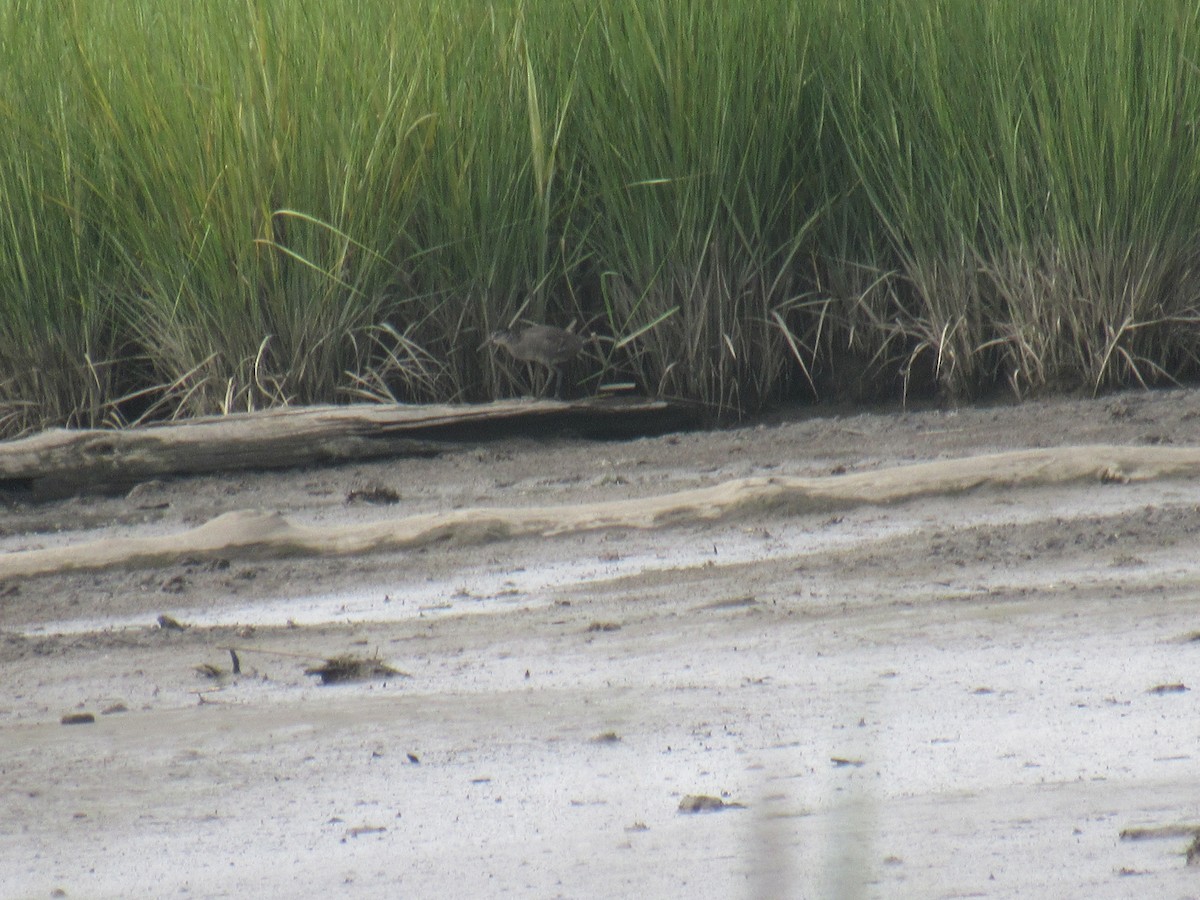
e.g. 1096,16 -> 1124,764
0,398 -> 700,501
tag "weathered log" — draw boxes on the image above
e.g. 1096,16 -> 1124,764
0,398 -> 700,501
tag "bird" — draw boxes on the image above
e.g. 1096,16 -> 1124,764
488,324 -> 587,399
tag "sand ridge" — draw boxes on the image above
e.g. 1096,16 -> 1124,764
4,442 -> 1198,580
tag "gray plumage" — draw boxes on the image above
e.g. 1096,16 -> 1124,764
488,325 -> 586,398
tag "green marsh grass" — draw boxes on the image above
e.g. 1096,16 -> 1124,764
3,0 -> 1200,436
574,1 -> 828,414
824,0 -> 1200,398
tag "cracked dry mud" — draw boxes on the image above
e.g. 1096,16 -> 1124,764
3,389 -> 1200,898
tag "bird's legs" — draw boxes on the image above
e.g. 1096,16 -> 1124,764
534,364 -> 565,399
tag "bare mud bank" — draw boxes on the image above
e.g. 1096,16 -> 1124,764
3,389 -> 1200,898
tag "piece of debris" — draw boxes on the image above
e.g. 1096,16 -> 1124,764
625,821 -> 649,832
1107,399 -> 1136,420
1187,835 -> 1200,867
831,757 -> 866,768
591,731 -> 622,744
407,753 -> 420,764
678,794 -> 745,814
229,649 -> 241,675
344,825 -> 387,839
304,655 -> 405,685
160,574 -> 187,594
586,621 -> 622,632
157,614 -> 186,631
1119,824 -> 1200,841
694,596 -> 757,612
178,555 -> 229,572
0,582 -> 19,598
195,663 -> 225,679
126,481 -> 170,509
1147,683 -> 1188,695
101,703 -> 128,715
61,713 -> 95,726
346,485 -> 400,505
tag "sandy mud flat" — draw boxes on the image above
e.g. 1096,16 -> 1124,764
3,390 -> 1200,898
